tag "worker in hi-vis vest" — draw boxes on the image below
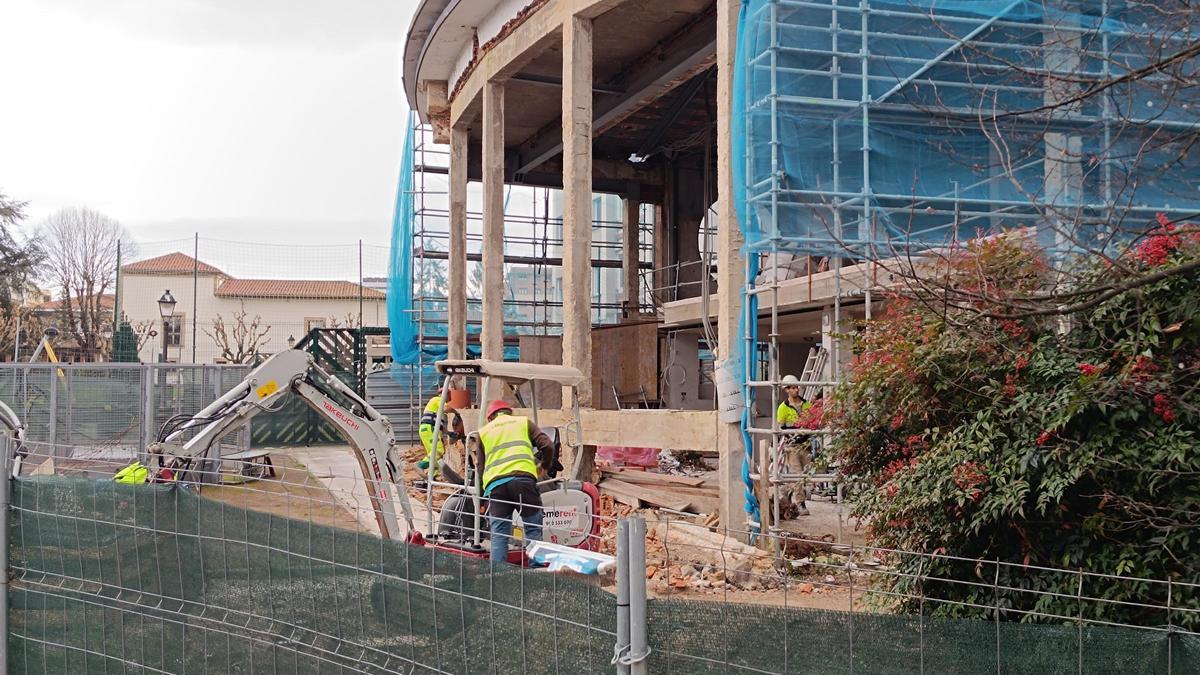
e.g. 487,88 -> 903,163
471,399 -> 556,564
114,461 -> 149,485
417,393 -> 461,478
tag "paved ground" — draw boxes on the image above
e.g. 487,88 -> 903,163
286,444 -> 439,539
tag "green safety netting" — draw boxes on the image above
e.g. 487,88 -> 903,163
7,477 -> 616,674
8,477 -> 1197,674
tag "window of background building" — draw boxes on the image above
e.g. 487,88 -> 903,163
165,315 -> 184,348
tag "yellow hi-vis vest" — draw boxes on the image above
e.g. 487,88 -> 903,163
114,461 -> 149,485
776,400 -> 801,428
478,414 -> 538,489
418,396 -> 445,463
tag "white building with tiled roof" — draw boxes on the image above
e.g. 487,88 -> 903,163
120,252 -> 386,363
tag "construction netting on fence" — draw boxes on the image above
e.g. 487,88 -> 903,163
7,477 -> 618,674
7,474 -> 1199,674
643,598 -> 1196,674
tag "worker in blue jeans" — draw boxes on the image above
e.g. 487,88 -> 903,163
472,400 -> 557,564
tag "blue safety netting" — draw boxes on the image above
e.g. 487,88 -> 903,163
387,114 -> 524,372
388,111 -> 420,366
730,0 -> 1200,527
733,0 -> 1200,259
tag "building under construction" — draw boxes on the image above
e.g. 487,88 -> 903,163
395,0 -> 1200,538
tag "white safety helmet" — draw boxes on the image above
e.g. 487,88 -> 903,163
780,374 -> 802,387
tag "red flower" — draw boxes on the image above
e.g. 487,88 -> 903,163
1132,216 -> 1181,266
1014,356 -> 1029,371
889,413 -> 905,431
1152,393 -> 1177,423
1078,363 -> 1100,377
1036,430 -> 1053,445
1130,356 -> 1159,384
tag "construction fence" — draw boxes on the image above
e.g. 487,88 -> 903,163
2,441 -> 1197,674
0,364 -> 252,458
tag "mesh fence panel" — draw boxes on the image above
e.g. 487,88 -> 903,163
643,598 -> 1195,674
8,477 -> 618,674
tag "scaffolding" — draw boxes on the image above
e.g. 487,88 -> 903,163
401,119 -> 657,415
734,0 -> 1200,543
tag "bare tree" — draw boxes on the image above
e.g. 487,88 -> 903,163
326,312 -> 360,329
204,302 -> 271,363
130,320 -> 158,353
40,207 -> 129,359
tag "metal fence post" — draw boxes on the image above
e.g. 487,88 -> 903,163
614,518 -> 631,675
142,365 -> 156,455
47,368 -> 57,449
0,437 -> 10,675
628,516 -> 650,675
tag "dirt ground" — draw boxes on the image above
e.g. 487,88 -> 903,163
202,454 -> 368,533
200,447 -> 879,613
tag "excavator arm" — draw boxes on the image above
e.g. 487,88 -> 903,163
149,349 -> 417,540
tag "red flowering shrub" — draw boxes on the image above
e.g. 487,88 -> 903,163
827,227 -> 1200,627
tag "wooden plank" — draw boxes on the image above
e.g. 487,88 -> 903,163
601,468 -> 705,487
599,479 -> 690,512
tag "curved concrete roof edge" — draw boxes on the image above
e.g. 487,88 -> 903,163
402,0 -> 454,115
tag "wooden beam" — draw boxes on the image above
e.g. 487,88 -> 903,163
515,7 -> 718,175
599,479 -> 691,512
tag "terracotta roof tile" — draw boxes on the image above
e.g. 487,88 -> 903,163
122,252 -> 225,276
215,279 -> 385,300
35,294 -> 116,311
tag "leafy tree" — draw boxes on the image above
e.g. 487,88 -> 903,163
110,321 -> 139,362
828,223 -> 1200,629
0,191 -> 45,321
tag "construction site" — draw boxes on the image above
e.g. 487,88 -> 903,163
1,0 -> 1198,672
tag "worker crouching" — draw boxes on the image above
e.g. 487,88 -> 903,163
472,399 -> 557,564
417,393 -> 462,478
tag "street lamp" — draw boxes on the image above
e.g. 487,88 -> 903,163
157,290 -> 177,363
286,335 -> 296,349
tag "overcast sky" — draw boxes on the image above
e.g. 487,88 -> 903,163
1,0 -> 420,252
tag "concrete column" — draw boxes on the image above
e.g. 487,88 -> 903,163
448,126 -> 468,365
481,80 -> 506,375
622,197 -> 640,317
561,14 -> 594,406
715,0 -> 748,539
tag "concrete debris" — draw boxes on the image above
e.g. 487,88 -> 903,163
651,517 -> 770,584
